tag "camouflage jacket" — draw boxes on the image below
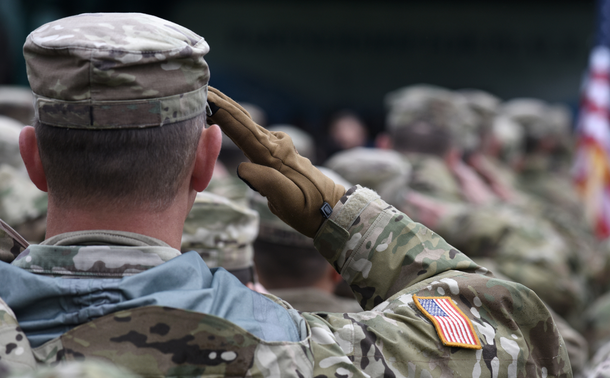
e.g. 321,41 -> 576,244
0,187 -> 571,377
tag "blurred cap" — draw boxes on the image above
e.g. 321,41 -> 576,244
251,190 -> 314,248
182,192 -> 259,270
24,13 -> 210,129
325,147 -> 410,205
458,89 -> 501,133
385,84 -> 479,150
501,98 -> 549,140
490,115 -> 525,162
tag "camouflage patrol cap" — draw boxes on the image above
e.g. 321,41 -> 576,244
490,115 -> 524,162
501,98 -> 549,140
182,192 -> 258,271
23,13 -> 210,129
458,89 -> 500,133
385,84 -> 479,150
251,191 -> 314,248
324,147 -> 410,206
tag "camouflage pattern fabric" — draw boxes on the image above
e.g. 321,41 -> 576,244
182,191 -> 258,270
581,341 -> 610,378
0,186 -> 571,377
268,287 -> 362,313
2,360 -> 140,378
0,115 -> 25,170
0,219 -> 28,263
0,165 -> 48,232
0,297 -> 36,372
385,84 -> 480,151
23,13 -> 210,129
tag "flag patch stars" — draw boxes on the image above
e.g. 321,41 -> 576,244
413,295 -> 482,349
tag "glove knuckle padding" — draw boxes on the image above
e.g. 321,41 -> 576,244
209,87 -> 345,237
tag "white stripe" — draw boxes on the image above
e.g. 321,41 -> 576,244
436,298 -> 475,345
437,298 -> 475,345
440,298 -> 477,345
436,315 -> 459,344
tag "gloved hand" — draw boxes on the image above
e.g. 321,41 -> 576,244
206,87 -> 345,238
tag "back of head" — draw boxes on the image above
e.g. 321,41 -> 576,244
251,191 -> 329,289
182,192 -> 259,284
384,84 -> 478,155
24,13 -> 211,211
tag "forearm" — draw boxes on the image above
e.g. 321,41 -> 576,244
314,185 -> 478,310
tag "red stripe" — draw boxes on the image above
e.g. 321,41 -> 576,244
436,315 -> 460,343
436,298 -> 476,345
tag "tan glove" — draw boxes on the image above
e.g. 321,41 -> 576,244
206,87 -> 345,238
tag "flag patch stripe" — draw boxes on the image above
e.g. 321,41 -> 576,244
413,295 -> 482,349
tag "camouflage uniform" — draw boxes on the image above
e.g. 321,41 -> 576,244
251,190 -> 362,313
0,14 -> 571,377
1,186 -> 571,377
182,191 -> 258,284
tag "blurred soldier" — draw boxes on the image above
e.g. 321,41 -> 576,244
251,191 -> 361,313
0,115 -> 47,245
182,191 -> 259,286
0,13 -> 569,377
383,84 -> 587,324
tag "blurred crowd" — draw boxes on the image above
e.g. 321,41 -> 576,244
0,82 -> 608,376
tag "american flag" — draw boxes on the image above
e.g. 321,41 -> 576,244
573,0 -> 610,239
414,296 -> 481,349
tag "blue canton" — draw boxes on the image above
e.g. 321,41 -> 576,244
420,299 -> 448,317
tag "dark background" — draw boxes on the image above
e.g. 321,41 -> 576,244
0,0 -> 597,137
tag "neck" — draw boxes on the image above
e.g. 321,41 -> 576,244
44,192 -> 195,250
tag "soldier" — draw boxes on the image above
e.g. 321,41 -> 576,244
182,191 -> 259,286
251,191 -> 361,313
0,13 -> 570,377
382,85 -> 586,323
0,115 -> 47,246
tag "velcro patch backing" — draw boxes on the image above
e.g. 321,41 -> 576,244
413,295 -> 482,349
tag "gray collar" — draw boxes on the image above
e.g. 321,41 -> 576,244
41,230 -> 171,247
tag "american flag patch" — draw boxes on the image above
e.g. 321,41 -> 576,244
413,295 -> 482,349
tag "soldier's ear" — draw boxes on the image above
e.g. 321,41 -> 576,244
191,124 -> 222,192
19,126 -> 48,192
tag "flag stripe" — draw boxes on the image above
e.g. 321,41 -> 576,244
437,298 -> 476,345
435,299 -> 470,344
413,295 -> 481,349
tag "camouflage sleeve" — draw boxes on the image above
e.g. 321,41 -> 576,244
311,185 -> 572,377
0,297 -> 36,371
314,185 -> 479,310
0,219 -> 29,263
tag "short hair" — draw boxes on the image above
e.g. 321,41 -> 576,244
253,239 -> 328,289
34,114 -> 204,212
